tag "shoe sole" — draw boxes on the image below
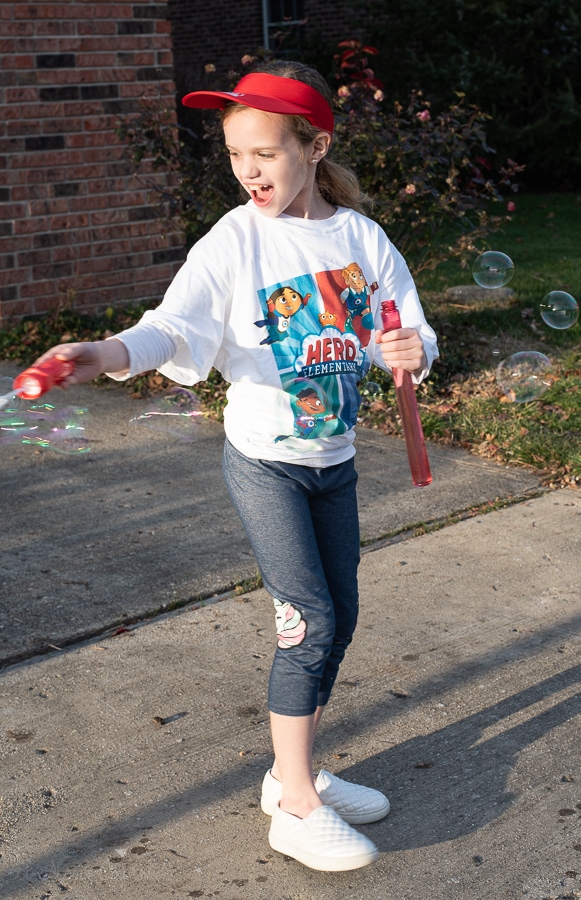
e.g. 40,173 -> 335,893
268,832 -> 379,871
261,796 -> 390,825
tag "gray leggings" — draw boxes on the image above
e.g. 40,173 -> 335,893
222,439 -> 360,716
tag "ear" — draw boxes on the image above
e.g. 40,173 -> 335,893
312,131 -> 332,160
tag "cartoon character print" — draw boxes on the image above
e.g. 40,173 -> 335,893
275,384 -> 337,442
293,386 -> 337,437
254,286 -> 311,345
274,387 -> 337,444
273,597 -> 307,648
254,266 -> 377,442
318,310 -> 337,328
340,262 -> 378,333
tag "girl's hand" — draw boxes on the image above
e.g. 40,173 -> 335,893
375,327 -> 427,375
34,339 -> 129,387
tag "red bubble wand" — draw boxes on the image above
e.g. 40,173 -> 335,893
0,358 -> 91,454
0,357 -> 74,409
380,300 -> 432,487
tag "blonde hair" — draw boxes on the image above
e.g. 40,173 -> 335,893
222,60 -> 371,214
342,262 -> 364,282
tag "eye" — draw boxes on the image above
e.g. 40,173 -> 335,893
258,151 -> 275,159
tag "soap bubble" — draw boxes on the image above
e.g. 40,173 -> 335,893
538,291 -> 579,330
496,351 -> 552,403
0,376 -> 25,411
359,381 -> 384,412
472,251 -> 514,289
23,405 -> 90,454
129,387 -> 204,441
0,403 -> 91,453
0,409 -> 28,446
360,381 -> 382,399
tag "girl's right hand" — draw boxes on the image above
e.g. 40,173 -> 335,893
34,339 -> 129,387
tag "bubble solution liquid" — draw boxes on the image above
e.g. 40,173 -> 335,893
12,357 -> 75,400
380,300 -> 432,487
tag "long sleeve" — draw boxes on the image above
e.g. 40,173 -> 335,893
106,324 -> 180,381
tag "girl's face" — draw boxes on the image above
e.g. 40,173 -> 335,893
223,107 -> 331,219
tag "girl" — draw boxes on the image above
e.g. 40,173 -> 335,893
36,60 -> 438,872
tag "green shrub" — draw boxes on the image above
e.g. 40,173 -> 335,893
116,85 -> 237,244
348,0 -> 581,190
333,41 -> 522,274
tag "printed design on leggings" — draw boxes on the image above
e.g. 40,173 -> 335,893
254,264 -> 378,443
273,597 -> 307,649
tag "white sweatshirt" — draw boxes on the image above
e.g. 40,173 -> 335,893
112,203 -> 439,466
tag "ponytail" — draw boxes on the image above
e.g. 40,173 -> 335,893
308,141 -> 372,215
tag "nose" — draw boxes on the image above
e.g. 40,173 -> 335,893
237,154 -> 260,182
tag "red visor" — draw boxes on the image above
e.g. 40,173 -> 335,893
182,72 -> 334,134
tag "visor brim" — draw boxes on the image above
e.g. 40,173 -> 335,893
182,90 -> 313,118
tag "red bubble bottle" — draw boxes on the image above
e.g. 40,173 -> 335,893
380,300 -> 432,487
12,357 -> 75,400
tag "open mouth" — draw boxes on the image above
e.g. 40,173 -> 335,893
247,184 -> 274,207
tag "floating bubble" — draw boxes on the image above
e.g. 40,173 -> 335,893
492,349 -> 501,357
360,381 -> 382,399
496,351 -> 552,403
0,403 -> 91,453
472,251 -> 514,289
23,409 -> 91,454
359,381 -> 382,409
129,387 -> 204,441
538,291 -> 579,330
0,376 -> 26,411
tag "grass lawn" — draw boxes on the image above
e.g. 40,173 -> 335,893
1,193 -> 580,485
416,191 -> 581,301
377,191 -> 581,486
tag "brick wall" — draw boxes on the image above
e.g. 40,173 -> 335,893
0,1 -> 185,325
303,0 -> 359,45
168,0 -> 262,105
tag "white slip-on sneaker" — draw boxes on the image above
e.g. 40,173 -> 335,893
261,768 -> 390,824
268,803 -> 379,871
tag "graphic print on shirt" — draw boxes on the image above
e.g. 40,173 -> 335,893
254,286 -> 311,345
340,262 -> 376,333
254,264 -> 378,442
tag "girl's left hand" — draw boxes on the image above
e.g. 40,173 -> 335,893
376,327 -> 427,375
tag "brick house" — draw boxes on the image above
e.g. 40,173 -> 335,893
169,0 -> 357,102
1,0 -> 355,325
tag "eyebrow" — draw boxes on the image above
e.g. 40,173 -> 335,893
224,143 -> 284,152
